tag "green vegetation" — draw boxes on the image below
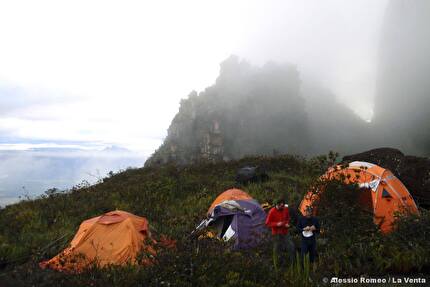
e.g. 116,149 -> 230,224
0,154 -> 429,286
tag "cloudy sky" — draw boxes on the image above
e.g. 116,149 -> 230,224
0,0 -> 388,154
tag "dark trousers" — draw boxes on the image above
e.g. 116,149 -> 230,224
301,237 -> 316,263
273,234 -> 295,268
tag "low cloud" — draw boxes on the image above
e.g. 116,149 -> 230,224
0,147 -> 146,206
0,83 -> 77,115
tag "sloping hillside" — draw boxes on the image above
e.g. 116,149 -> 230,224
0,153 -> 429,286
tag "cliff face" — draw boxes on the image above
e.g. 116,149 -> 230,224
145,56 -> 311,166
373,0 -> 430,155
149,95 -> 226,165
145,56 -> 371,167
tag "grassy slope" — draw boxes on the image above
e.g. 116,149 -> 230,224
0,154 -> 429,286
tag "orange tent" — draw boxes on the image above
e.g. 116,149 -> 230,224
299,161 -> 419,233
40,210 -> 157,272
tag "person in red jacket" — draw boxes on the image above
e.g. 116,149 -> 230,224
265,198 -> 296,269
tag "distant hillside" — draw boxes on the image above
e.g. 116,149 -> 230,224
146,56 -> 369,167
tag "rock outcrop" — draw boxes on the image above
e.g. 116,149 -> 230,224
145,56 -> 311,166
145,56 -> 372,167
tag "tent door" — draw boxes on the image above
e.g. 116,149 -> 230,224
222,225 -> 236,241
219,215 -> 234,239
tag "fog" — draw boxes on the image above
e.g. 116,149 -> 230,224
1,0 -> 430,203
0,147 -> 145,206
372,0 -> 430,155
240,1 -> 387,120
222,0 -> 429,155
1,0 -> 389,151
148,0 -> 430,166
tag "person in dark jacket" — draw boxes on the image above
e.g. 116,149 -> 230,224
297,206 -> 320,264
265,198 -> 295,268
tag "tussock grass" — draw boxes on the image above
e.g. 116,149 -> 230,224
0,154 -> 429,286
